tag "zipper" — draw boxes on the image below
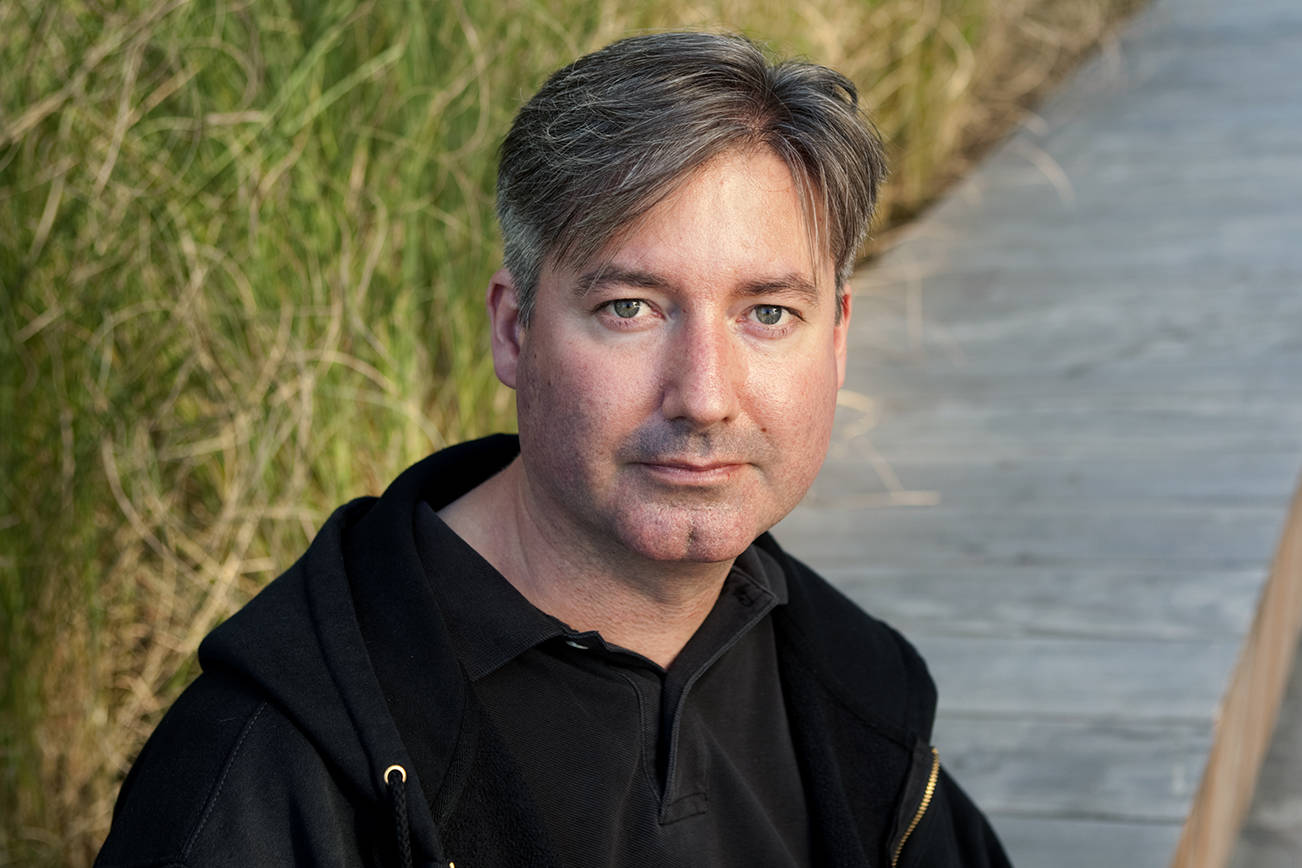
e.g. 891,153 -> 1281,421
890,747 -> 939,868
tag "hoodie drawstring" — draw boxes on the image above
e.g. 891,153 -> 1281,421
385,764 -> 414,868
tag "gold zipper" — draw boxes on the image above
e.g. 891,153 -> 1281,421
891,747 -> 940,868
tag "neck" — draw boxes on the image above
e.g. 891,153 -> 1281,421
438,457 -> 733,667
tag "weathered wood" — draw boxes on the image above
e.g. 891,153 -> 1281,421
990,817 -> 1182,868
774,0 -> 1302,862
816,454 -> 1300,504
1232,627 -> 1302,867
832,366 -> 1302,399
778,504 -> 1289,566
933,716 -> 1212,820
822,564 -> 1259,640
1173,484 -> 1302,867
910,636 -> 1239,719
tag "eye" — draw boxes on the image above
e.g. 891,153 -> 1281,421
752,305 -> 786,326
610,299 -> 642,319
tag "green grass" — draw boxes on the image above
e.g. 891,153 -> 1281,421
0,0 -> 1141,863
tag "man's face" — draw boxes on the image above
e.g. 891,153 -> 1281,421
489,148 -> 850,565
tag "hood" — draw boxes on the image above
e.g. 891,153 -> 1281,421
763,533 -> 938,745
196,435 -> 521,866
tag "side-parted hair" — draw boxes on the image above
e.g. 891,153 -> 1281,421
496,31 -> 887,324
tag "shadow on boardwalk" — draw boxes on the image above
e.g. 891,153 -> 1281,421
776,0 -> 1302,865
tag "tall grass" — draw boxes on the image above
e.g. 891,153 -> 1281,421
1,0 -> 1140,863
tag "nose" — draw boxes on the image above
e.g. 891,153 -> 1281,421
659,318 -> 743,428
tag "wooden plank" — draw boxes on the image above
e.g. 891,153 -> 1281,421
828,414 -> 1302,461
906,636 -> 1239,720
1233,629 -> 1302,867
822,564 -> 1259,641
991,816 -> 1182,868
817,433 -> 1302,462
825,368 -> 1302,400
1174,482 -> 1302,867
778,504 -> 1289,567
853,268 -> 1302,317
815,453 -> 1301,504
819,392 -> 1302,463
873,215 -> 1302,274
845,299 -> 1302,373
933,716 -> 1212,821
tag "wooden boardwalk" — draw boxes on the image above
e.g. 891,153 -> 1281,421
776,0 -> 1302,864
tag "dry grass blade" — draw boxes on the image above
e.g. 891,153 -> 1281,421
0,0 -> 1145,863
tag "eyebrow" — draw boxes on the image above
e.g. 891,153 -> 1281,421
737,274 -> 822,308
575,266 -> 673,296
576,266 -> 824,307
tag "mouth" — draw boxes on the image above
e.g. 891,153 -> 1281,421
636,459 -> 748,484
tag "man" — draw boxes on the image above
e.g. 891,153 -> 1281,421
98,32 -> 1010,868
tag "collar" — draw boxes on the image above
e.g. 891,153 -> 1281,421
407,444 -> 789,681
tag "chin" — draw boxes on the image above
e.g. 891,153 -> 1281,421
613,505 -> 773,565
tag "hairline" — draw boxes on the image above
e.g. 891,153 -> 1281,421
497,33 -> 882,325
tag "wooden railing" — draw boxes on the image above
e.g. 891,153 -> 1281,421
1173,475 -> 1302,867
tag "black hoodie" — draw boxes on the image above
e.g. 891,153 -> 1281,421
96,435 -> 1011,867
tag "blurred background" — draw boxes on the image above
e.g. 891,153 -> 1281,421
1,0 -> 1142,863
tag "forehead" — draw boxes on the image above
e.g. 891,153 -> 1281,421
561,149 -> 834,292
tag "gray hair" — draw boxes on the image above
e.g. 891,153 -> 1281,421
496,32 -> 887,323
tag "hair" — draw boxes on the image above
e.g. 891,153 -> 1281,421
496,31 -> 887,324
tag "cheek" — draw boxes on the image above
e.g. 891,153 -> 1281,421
519,340 -> 647,445
751,346 -> 840,418
750,354 -> 840,470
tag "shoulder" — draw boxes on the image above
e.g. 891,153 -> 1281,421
96,674 -> 366,868
758,533 -> 938,741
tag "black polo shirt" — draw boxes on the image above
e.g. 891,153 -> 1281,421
412,503 -> 812,866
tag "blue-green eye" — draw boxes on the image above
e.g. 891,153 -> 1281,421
611,299 -> 642,318
754,305 -> 784,325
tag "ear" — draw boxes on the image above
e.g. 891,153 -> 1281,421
833,287 -> 852,389
486,268 -> 524,389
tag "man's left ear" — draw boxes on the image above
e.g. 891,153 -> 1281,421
834,287 -> 852,388
486,268 -> 524,389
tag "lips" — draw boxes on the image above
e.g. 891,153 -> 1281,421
636,459 -> 748,484
645,459 -> 743,471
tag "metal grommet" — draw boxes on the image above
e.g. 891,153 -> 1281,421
383,763 -> 407,784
